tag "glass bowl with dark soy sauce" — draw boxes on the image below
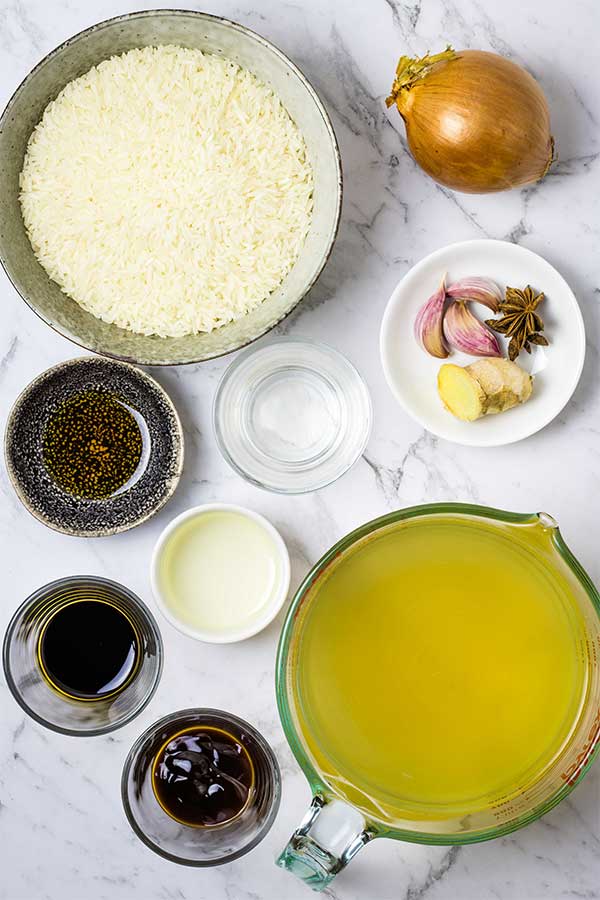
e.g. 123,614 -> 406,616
3,575 -> 162,736
122,709 -> 281,865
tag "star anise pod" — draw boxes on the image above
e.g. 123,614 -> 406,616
485,285 -> 549,361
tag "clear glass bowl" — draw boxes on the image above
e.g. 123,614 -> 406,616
213,339 -> 372,493
121,708 -> 281,866
3,576 -> 163,736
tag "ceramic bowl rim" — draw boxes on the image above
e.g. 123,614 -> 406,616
0,8 -> 343,366
4,356 -> 184,537
150,502 -> 291,643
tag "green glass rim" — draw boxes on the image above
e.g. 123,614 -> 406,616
275,501 -> 600,845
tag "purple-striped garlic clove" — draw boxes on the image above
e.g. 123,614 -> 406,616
443,300 -> 502,357
414,278 -> 449,358
446,276 -> 502,313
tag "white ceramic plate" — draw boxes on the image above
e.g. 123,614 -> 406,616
380,240 -> 585,447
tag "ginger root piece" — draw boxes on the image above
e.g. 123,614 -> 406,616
437,364 -> 486,421
438,358 -> 533,421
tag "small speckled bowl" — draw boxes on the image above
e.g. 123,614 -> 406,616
5,357 -> 184,536
0,9 -> 342,365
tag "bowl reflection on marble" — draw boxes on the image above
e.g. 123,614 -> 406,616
0,10 -> 342,365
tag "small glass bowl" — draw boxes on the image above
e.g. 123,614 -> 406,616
3,576 -> 163,736
121,708 -> 281,866
213,338 -> 372,493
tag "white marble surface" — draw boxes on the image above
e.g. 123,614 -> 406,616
1,1 -> 599,898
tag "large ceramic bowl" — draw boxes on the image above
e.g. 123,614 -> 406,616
0,10 -> 341,365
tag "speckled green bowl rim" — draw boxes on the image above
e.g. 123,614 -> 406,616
0,9 -> 343,366
4,357 -> 184,537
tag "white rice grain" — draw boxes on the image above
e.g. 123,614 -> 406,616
19,45 -> 314,337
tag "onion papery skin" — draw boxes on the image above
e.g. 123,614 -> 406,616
393,50 -> 554,194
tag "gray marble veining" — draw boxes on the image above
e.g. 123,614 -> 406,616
0,1 -> 599,899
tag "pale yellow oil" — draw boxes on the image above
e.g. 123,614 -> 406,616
157,510 -> 282,637
292,516 -> 587,822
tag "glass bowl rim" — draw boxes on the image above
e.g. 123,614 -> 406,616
120,706 -> 282,866
2,574 -> 164,737
212,336 -> 373,494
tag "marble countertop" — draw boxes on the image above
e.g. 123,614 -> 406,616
1,1 -> 599,898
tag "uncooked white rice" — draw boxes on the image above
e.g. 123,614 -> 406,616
19,45 -> 314,337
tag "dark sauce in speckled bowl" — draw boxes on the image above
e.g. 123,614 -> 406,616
5,357 -> 183,536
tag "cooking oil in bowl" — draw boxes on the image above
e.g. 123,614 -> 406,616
152,505 -> 290,643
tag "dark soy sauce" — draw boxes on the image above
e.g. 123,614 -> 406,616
152,727 -> 254,827
39,600 -> 139,700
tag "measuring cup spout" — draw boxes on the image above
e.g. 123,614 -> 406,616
276,795 -> 372,891
536,511 -> 559,531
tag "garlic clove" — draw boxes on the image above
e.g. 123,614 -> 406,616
414,278 -> 449,358
443,300 -> 502,357
446,276 -> 502,312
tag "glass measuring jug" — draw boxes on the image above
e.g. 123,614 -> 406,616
276,504 -> 600,890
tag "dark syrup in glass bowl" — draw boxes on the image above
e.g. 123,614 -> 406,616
152,726 -> 254,827
39,598 -> 140,700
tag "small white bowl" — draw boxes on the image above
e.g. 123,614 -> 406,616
151,504 -> 290,643
380,239 -> 586,447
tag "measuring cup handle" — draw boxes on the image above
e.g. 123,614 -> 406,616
276,795 -> 372,891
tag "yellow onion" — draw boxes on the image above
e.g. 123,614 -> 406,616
386,47 -> 554,193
